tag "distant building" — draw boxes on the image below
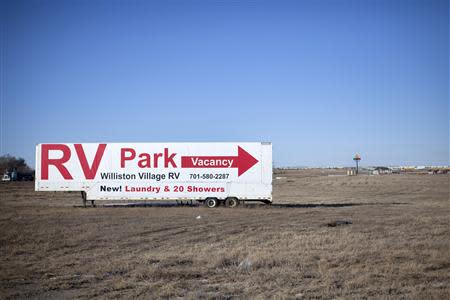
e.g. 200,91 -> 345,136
372,166 -> 392,175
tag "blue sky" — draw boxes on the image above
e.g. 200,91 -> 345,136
1,0 -> 448,167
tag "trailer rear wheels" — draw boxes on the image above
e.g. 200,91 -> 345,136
225,197 -> 239,208
205,198 -> 219,208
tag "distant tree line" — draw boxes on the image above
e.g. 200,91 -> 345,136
0,155 -> 34,181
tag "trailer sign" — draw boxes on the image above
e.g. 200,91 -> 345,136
35,142 -> 272,203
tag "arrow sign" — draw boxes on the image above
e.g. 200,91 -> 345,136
181,146 -> 259,176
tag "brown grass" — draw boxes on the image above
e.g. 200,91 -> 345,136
0,171 -> 449,299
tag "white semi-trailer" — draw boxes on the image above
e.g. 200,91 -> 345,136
35,142 -> 272,207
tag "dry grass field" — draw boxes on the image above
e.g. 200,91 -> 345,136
0,170 -> 449,299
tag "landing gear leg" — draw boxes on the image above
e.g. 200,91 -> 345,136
81,191 -> 87,207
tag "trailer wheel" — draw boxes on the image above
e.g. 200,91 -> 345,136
225,197 -> 239,208
205,198 -> 218,208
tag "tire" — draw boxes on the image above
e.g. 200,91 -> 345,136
205,198 -> 218,208
225,197 -> 239,208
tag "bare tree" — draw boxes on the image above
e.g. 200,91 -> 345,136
0,155 -> 34,180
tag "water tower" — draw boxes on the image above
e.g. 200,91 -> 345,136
353,154 -> 361,175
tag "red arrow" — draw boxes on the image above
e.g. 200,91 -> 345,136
181,146 -> 259,177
